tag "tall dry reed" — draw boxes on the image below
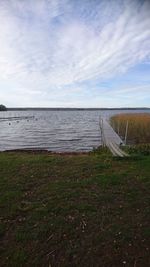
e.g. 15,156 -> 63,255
110,113 -> 150,144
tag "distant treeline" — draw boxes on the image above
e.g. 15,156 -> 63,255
7,107 -> 150,111
0,105 -> 7,111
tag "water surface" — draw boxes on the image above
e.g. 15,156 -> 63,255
0,109 -> 149,152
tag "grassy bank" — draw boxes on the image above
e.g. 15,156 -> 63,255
0,151 -> 150,267
110,113 -> 150,144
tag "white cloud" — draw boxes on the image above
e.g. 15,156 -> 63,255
0,0 -> 150,106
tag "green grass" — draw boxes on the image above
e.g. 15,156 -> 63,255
0,151 -> 150,267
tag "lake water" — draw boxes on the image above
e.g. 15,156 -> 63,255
0,109 -> 149,152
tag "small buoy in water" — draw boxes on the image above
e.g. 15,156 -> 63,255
9,122 -> 11,125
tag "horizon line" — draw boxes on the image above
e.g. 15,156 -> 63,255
7,107 -> 150,110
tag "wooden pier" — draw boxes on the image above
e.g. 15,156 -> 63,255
0,116 -> 35,122
99,117 -> 128,157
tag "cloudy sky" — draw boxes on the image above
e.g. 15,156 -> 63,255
0,0 -> 150,108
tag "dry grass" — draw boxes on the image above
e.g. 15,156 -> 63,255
110,113 -> 150,144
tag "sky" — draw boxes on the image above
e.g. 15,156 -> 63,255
0,0 -> 150,108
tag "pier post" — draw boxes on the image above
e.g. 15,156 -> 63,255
99,117 -> 104,146
124,120 -> 129,145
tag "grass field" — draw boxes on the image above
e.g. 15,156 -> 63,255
0,150 -> 150,267
110,113 -> 150,144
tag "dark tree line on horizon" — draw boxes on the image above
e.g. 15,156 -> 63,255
0,104 -> 7,111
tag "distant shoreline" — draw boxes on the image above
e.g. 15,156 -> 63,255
7,107 -> 150,111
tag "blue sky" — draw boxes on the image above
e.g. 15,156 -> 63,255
0,0 -> 150,108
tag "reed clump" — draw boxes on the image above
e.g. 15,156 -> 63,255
110,113 -> 150,144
